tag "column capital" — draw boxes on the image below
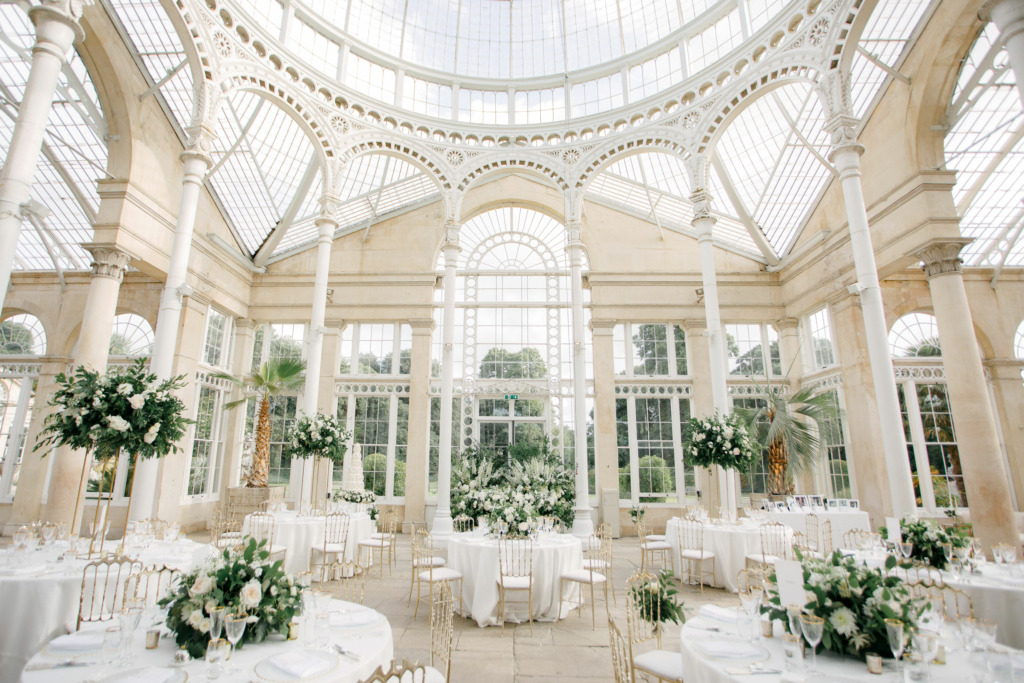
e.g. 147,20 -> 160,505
690,190 -> 717,237
82,243 -> 131,281
912,238 -> 973,280
983,358 -> 1024,381
825,114 -> 865,163
775,317 -> 800,333
235,318 -> 257,331
181,124 -> 217,168
981,0 -> 1024,42
589,318 -> 617,334
566,219 -> 583,245
315,214 -> 338,240
324,318 -> 345,331
408,318 -> 436,334
442,189 -> 464,226
683,318 -> 708,332
28,1 -> 87,46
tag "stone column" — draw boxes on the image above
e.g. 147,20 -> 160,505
692,192 -> 736,515
0,2 -> 85,314
981,0 -> 1024,106
914,239 -> 1017,551
432,228 -> 459,538
566,221 -> 594,539
6,361 -> 62,532
403,318 -> 434,532
985,359 -> 1024,507
591,319 -> 619,530
827,118 -> 916,517
685,321 -> 716,506
776,318 -> 815,493
44,244 -> 131,532
130,141 -> 213,522
222,319 -> 256,490
313,323 -> 340,502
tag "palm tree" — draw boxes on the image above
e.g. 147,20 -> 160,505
734,377 -> 840,496
216,358 -> 305,487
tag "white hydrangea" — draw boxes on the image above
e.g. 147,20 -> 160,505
106,415 -> 130,432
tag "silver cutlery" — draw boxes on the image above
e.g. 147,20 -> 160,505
25,660 -> 91,671
725,665 -> 782,675
333,644 -> 362,661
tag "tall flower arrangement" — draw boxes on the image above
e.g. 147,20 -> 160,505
684,411 -> 756,471
284,411 -> 349,508
160,539 -> 301,658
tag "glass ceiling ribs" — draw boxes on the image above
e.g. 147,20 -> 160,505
945,23 -> 1024,272
0,3 -> 105,273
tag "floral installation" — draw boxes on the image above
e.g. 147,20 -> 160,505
629,505 -> 646,525
880,516 -> 970,570
484,487 -> 536,536
684,411 -> 757,471
505,458 -> 575,526
338,489 -> 376,504
452,450 -> 575,528
160,538 -> 301,659
761,551 -> 923,660
283,411 -> 349,464
35,358 -> 191,462
630,570 -> 685,625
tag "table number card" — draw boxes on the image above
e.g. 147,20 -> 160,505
886,517 -> 902,544
774,559 -> 806,608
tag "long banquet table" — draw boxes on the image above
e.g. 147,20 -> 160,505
766,509 -> 871,550
447,532 -> 583,627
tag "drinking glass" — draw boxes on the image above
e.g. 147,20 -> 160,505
40,523 -> 56,547
315,612 -> 330,649
886,619 -> 906,680
209,606 -> 226,641
973,619 -> 997,648
738,590 -> 761,642
799,614 -> 824,673
913,628 -> 940,681
986,645 -> 1013,683
899,542 -> 914,561
782,633 -> 804,672
786,604 -> 803,637
118,606 -> 143,664
205,638 -> 228,680
102,626 -> 122,666
225,613 -> 247,653
940,543 -> 952,568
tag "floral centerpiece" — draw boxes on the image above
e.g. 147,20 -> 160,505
762,551 -> 923,660
453,455 -> 501,521
505,458 -> 575,527
485,488 -> 536,536
880,517 -> 969,570
338,489 -> 376,504
160,539 -> 300,658
284,411 -> 349,508
684,411 -> 757,471
631,570 -> 685,625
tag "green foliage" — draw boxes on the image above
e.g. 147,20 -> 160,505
683,411 -> 757,471
637,455 -> 673,501
284,411 -> 349,463
902,336 -> 942,358
478,347 -> 547,379
631,571 -> 685,625
879,517 -> 969,570
0,320 -> 35,355
216,358 -> 306,412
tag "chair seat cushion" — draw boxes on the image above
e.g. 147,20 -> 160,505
582,558 -> 609,570
424,666 -> 445,683
311,543 -> 346,554
497,575 -> 532,590
646,534 -> 667,541
643,541 -> 672,551
358,538 -> 392,548
745,553 -> 780,565
413,556 -> 446,568
633,649 -> 684,682
679,549 -> 715,561
418,567 -> 462,582
561,569 -> 607,584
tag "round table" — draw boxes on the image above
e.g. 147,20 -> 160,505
766,510 -> 871,550
21,598 -> 393,683
447,533 -> 583,627
241,511 -> 373,575
131,538 -> 218,573
945,565 -> 1024,650
665,519 -> 788,592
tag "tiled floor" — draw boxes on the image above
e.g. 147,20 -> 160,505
315,533 -> 738,683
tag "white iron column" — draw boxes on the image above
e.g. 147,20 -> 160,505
827,121 -> 916,517
981,0 -> 1024,106
44,245 -> 131,530
692,193 -> 736,515
914,239 -> 1017,552
129,144 -> 213,522
567,221 -> 594,539
432,231 -> 460,538
299,214 -> 337,509
0,3 -> 84,314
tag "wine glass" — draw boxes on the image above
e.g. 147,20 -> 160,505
738,590 -> 762,642
886,619 -> 906,680
205,638 -> 228,680
40,523 -> 56,547
786,604 -> 803,637
799,615 -> 824,673
899,541 -> 914,561
224,613 -> 247,671
118,605 -> 144,664
913,628 -> 940,680
941,543 -> 953,569
209,606 -> 226,642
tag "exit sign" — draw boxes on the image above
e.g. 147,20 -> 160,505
504,394 -> 518,400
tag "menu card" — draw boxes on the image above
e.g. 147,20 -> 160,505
774,559 -> 805,608
886,517 -> 902,544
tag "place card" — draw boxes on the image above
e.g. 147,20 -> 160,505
774,560 -> 805,608
886,517 -> 902,544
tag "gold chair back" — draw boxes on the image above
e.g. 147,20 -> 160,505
842,528 -> 872,550
820,520 -> 833,556
805,514 -> 820,553
80,557 -> 143,628
624,569 -> 662,649
322,561 -> 367,604
608,617 -> 635,683
124,565 -> 180,610
759,521 -> 789,560
497,536 -> 533,579
453,515 -> 474,533
246,511 -> 275,546
430,581 -> 454,682
678,519 -> 704,552
324,511 -> 351,548
736,567 -> 766,593
362,659 -> 429,683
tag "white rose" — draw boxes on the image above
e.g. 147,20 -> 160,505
240,578 -> 262,609
106,415 -> 131,432
144,433 -> 156,444
190,574 -> 214,597
518,522 -> 529,531
117,383 -> 134,395
724,427 -> 734,439
129,394 -> 146,410
732,447 -> 740,455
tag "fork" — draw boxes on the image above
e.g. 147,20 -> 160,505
333,644 -> 362,661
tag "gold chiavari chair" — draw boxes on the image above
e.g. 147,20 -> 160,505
820,520 -> 834,556
210,509 -> 242,549
427,581 -> 455,682
408,527 -> 448,605
362,659 -> 429,683
624,570 -> 684,683
79,557 -> 143,629
745,522 -> 789,569
736,567 -> 766,594
842,528 -> 873,551
931,585 -> 974,618
496,536 -> 534,635
320,560 -> 368,605
411,530 -> 463,620
310,511 -> 351,577
805,514 -> 820,554
676,519 -> 716,592
368,507 -> 399,566
609,617 -> 635,683
638,520 -> 672,571
123,565 -> 180,610
897,564 -> 944,586
359,514 -> 397,577
245,511 -> 287,564
791,531 -> 810,556
590,522 -> 616,605
452,515 -> 474,533
560,532 -> 610,628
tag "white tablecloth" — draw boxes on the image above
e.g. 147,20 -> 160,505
242,511 -> 373,574
22,598 -> 392,683
130,538 -> 217,573
447,533 -> 583,627
946,565 -> 1024,650
666,519 -> 785,592
767,510 -> 871,550
680,611 -> 979,683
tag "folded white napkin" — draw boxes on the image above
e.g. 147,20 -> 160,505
698,641 -> 765,660
271,651 -> 330,678
118,667 -> 176,683
698,605 -> 739,623
48,632 -> 105,652
330,610 -> 380,627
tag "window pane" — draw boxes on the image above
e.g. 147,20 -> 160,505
354,396 -> 390,496
673,325 -> 688,375
632,324 -> 669,376
635,398 -> 675,501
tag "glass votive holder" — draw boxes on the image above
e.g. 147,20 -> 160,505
783,633 -> 804,672
761,619 -> 774,638
102,626 -> 122,665
904,653 -> 927,683
866,652 -> 883,675
145,628 -> 160,649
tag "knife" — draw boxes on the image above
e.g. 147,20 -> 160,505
725,667 -> 783,675
25,660 -> 91,671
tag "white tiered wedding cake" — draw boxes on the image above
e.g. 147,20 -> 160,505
342,443 -> 364,492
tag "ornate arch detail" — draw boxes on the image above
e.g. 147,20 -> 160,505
576,131 -> 694,189
456,155 -> 569,193
464,231 -> 560,271
166,0 -> 227,128
337,135 -> 452,192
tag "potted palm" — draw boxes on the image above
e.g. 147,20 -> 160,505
733,377 -> 840,497
216,359 -> 305,509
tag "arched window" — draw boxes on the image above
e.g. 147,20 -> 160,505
889,312 -> 941,358
0,314 -> 46,355
109,314 -> 155,358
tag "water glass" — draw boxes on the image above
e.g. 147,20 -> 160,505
886,619 -> 906,678
903,653 -> 927,683
209,606 -> 226,641
102,626 -> 122,666
315,612 -> 330,649
899,542 -> 914,560
205,638 -> 228,680
986,645 -> 1014,683
799,615 -> 824,673
783,633 -> 804,672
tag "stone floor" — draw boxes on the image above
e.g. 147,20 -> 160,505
301,533 -> 738,683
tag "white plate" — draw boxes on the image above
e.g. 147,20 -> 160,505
254,648 -> 339,681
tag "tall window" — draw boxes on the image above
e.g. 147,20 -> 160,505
616,395 -> 693,504
819,390 -> 851,497
0,314 -> 46,355
725,323 -> 780,376
251,323 -> 305,373
339,323 -> 413,375
108,314 -> 154,358
202,309 -> 232,368
613,323 -> 688,376
0,314 -> 43,499
733,396 -> 769,494
186,381 -> 226,497
806,308 -> 836,370
336,393 -> 410,500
